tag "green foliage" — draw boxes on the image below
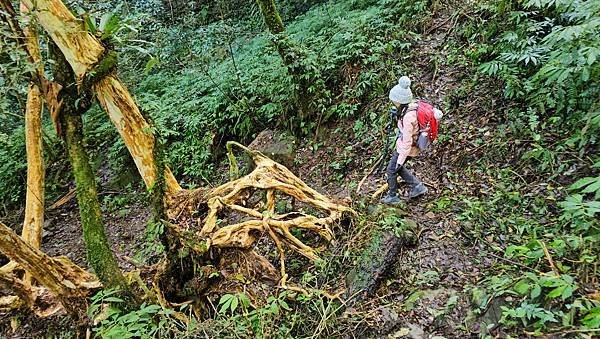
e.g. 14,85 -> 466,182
210,291 -> 297,338
474,0 -> 599,154
0,129 -> 26,205
85,0 -> 430,184
88,289 -> 196,338
379,213 -> 408,238
453,164 -> 599,333
452,3 -> 600,332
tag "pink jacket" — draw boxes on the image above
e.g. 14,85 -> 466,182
395,103 -> 420,166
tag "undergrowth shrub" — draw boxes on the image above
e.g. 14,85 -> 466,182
103,0 -> 431,184
453,169 -> 599,333
473,0 -> 599,158
0,129 -> 27,206
87,289 -> 196,338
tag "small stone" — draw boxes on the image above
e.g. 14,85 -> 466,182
390,328 -> 410,338
407,323 -> 425,339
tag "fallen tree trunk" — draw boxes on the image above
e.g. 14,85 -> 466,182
345,216 -> 417,302
0,221 -> 100,309
0,272 -> 34,307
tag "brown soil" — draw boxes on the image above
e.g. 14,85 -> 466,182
0,2 -> 504,338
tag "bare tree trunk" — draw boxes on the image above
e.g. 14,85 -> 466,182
20,0 -> 104,81
21,0 -> 181,197
21,84 -> 45,286
20,2 -> 45,287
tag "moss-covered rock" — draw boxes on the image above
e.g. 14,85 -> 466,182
345,218 -> 417,301
248,129 -> 297,167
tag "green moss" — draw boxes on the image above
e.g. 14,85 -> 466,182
52,42 -> 126,290
256,0 -> 285,34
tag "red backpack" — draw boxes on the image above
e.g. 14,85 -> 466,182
415,101 -> 439,150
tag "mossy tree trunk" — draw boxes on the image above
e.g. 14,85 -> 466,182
256,0 -> 312,121
51,43 -> 126,290
256,0 -> 285,34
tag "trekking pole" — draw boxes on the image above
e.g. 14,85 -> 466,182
356,107 -> 398,194
376,107 -> 398,173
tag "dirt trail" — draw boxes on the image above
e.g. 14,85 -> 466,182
291,4 -> 493,336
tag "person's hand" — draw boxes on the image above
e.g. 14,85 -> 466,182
395,159 -> 404,170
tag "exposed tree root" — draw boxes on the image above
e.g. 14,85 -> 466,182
163,142 -> 354,292
372,183 -> 388,200
0,139 -> 354,316
4,0 -> 355,317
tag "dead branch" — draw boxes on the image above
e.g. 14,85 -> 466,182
0,221 -> 100,309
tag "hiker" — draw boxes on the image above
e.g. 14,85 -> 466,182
381,76 -> 443,204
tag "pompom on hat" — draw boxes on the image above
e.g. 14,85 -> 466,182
434,108 -> 443,120
389,76 -> 413,104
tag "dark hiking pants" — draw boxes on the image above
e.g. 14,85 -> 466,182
386,150 -> 421,196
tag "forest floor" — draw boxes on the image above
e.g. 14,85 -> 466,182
1,3 -> 522,338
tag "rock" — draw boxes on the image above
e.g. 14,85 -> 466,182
248,129 -> 296,167
379,306 -> 400,333
407,323 -> 425,339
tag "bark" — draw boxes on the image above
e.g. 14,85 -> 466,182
22,83 -> 45,286
0,272 -> 34,307
21,0 -> 181,197
62,112 -> 126,290
20,0 -> 104,81
256,0 -> 285,34
21,9 -> 45,249
0,221 -> 100,304
52,43 -> 126,290
93,75 -> 181,196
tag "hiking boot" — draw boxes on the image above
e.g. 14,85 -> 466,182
381,194 -> 401,204
408,183 -> 428,199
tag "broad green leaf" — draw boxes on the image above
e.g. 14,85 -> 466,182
570,177 -> 597,190
514,280 -> 531,295
561,285 -> 573,300
531,284 -> 542,298
230,296 -> 239,313
547,285 -> 566,299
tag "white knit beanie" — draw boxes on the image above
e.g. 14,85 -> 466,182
389,76 -> 413,104
434,108 -> 443,120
